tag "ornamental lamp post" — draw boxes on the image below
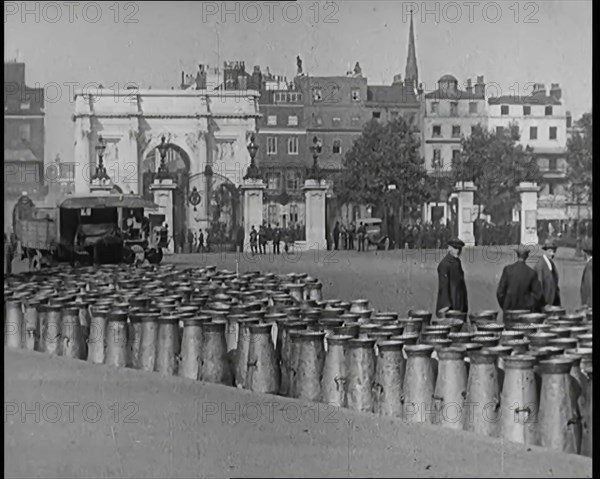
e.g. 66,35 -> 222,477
244,134 -> 261,180
156,135 -> 170,180
92,135 -> 110,182
307,135 -> 323,181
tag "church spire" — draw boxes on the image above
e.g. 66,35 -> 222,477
404,10 -> 418,88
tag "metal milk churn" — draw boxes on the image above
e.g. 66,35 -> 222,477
579,367 -> 592,458
278,321 -> 306,396
320,334 -> 353,408
245,323 -> 281,394
127,310 -> 144,369
433,346 -> 468,430
350,299 -> 369,314
295,331 -> 326,402
155,313 -> 180,376
179,316 -> 204,380
287,328 -> 305,398
22,298 -> 39,351
139,311 -> 161,372
500,355 -> 539,446
5,298 -> 23,349
408,310 -> 432,328
537,358 -> 582,454
87,307 -> 109,364
225,313 -> 246,356
345,337 -> 377,413
61,304 -> 84,360
105,311 -> 129,368
401,344 -> 436,424
373,339 -> 405,417
42,304 -> 62,355
199,320 -> 232,385
464,349 -> 501,437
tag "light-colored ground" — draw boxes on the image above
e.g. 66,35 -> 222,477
5,247 -> 591,478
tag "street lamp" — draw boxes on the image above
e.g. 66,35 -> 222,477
156,135 -> 170,180
92,135 -> 110,182
307,136 -> 323,181
244,134 -> 261,180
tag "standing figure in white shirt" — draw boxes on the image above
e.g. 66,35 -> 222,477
533,238 -> 561,308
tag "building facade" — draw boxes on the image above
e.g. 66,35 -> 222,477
487,83 -> 576,221
4,61 -> 46,232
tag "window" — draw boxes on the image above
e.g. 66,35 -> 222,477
20,101 -> 30,110
372,111 -> 381,119
312,87 -> 322,101
332,117 -> 341,126
496,126 -> 504,135
19,124 -> 31,142
469,102 -> 477,114
351,116 -> 360,126
549,158 -> 557,170
351,88 -> 360,101
332,139 -> 341,154
501,105 -> 509,115
450,102 -> 458,116
288,115 -> 298,126
288,137 -> 298,155
267,115 -> 277,126
287,171 -> 301,190
549,126 -> 557,140
452,125 -> 461,138
432,125 -> 442,137
268,204 -> 278,224
523,106 -> 531,116
529,126 -> 538,140
545,106 -> 553,116
430,102 -> 439,114
59,162 -> 76,181
267,137 -> 277,155
452,149 -> 461,164
266,172 -> 280,190
289,204 -> 299,224
432,149 -> 442,168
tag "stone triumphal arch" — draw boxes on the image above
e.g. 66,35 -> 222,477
72,88 -> 260,252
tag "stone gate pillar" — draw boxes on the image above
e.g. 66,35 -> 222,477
516,181 -> 540,245
454,181 -> 477,247
240,178 -> 265,252
150,178 -> 177,254
303,179 -> 328,250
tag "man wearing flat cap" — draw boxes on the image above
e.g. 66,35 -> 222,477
436,237 -> 468,316
496,245 -> 543,313
533,238 -> 561,307
580,239 -> 593,307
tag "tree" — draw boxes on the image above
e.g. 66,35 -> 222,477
453,123 -> 538,227
566,112 -> 593,214
335,118 -> 428,227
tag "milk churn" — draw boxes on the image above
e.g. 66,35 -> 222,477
245,323 -> 281,394
473,336 -> 500,348
355,310 -> 373,323
225,314 -> 247,355
87,307 -> 109,364
333,322 -> 360,338
41,304 -> 62,355
565,348 -> 593,372
548,337 -> 578,351
127,311 -> 144,369
469,310 -> 498,331
286,283 -> 305,304
580,367 -> 592,458
105,311 -> 129,368
378,324 -> 404,337
199,320 -> 232,385
448,332 -> 474,345
567,326 -> 589,339
504,338 -> 530,355
61,304 -> 84,360
528,332 -> 558,349
548,327 -> 571,338
433,347 -> 468,430
320,334 -> 353,408
275,320 -> 304,395
373,340 -> 405,418
545,306 -> 566,316
500,355 -> 539,446
464,349 -> 501,437
139,311 -> 161,372
22,298 -> 39,350
319,318 -> 344,342
155,313 -> 180,376
345,337 -> 377,413
337,301 -> 351,312
503,309 -> 530,329
537,358 -> 581,454
478,323 -> 504,336
401,344 -> 436,424
286,328 -> 305,398
308,282 -> 323,302
484,345 -> 512,390
576,333 -> 592,348
5,298 -> 23,349
562,354 -> 588,408
233,317 -> 260,389
295,331 -> 326,402
350,299 -> 369,314
358,323 -> 381,339
408,310 -> 432,328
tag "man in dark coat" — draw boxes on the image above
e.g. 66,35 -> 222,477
533,238 -> 561,307
496,245 -> 543,313
580,239 -> 593,307
436,237 -> 468,316
333,221 -> 340,250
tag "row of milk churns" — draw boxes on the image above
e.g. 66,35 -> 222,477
4,264 -> 593,457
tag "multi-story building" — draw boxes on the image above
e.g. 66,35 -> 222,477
487,83 -> 575,221
422,74 -> 487,223
4,60 -> 46,231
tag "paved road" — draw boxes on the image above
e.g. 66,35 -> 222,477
4,349 -> 592,478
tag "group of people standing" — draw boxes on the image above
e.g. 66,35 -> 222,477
248,223 -> 287,256
436,237 -> 593,318
332,222 -> 368,251
187,228 -> 211,253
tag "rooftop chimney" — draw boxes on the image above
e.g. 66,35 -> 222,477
474,75 -> 485,97
549,83 -> 561,101
466,78 -> 473,95
532,83 -> 546,95
392,74 -> 402,85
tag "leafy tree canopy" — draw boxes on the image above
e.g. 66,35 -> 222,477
566,111 -> 592,205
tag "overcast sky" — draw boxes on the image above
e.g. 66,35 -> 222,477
5,0 -> 592,163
